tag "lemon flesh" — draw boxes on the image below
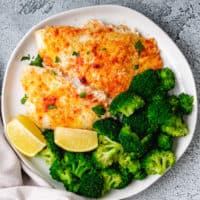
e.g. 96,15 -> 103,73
6,114 -> 46,157
54,127 -> 98,152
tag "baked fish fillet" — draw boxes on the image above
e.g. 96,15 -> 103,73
35,20 -> 162,98
21,65 -> 108,129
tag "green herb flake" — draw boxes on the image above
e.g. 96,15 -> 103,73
102,47 -> 107,51
21,94 -> 28,104
80,92 -> 87,98
135,40 -> 145,54
55,56 -> 60,63
51,70 -> 57,75
92,105 -> 106,117
72,51 -> 80,57
48,105 -> 57,109
87,51 -> 90,55
134,65 -> 139,70
21,54 -> 30,61
30,54 -> 43,67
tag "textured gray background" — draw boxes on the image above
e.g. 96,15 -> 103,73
0,0 -> 199,200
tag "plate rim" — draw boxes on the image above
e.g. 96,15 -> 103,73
1,4 -> 198,200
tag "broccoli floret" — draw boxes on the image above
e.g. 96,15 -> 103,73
116,168 -> 133,189
92,135 -> 123,168
134,169 -> 147,180
92,104 -> 106,117
79,171 -> 104,198
157,133 -> 173,150
63,152 -> 93,178
152,89 -> 167,102
142,149 -> 175,175
101,168 -> 124,193
119,125 -> 143,153
122,111 -> 157,138
93,118 -> 121,141
129,69 -> 160,100
158,67 -> 175,91
179,93 -> 194,114
147,100 -> 172,125
161,115 -> 188,137
38,129 -> 62,165
109,90 -> 145,117
168,95 -> 180,112
49,159 -> 80,192
119,152 -> 141,175
141,134 -> 155,154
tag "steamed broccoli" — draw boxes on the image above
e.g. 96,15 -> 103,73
157,133 -> 173,150
161,115 -> 188,137
147,99 -> 172,125
119,125 -> 143,153
129,69 -> 160,100
158,67 -> 175,91
92,135 -> 123,168
151,89 -> 167,102
122,111 -> 157,138
134,169 -> 147,180
101,168 -> 124,193
168,95 -> 180,112
142,149 -> 175,175
141,134 -> 155,153
179,93 -> 194,114
119,152 -> 141,175
79,171 -> 104,198
38,129 -> 62,165
50,159 -> 80,192
109,90 -> 145,117
117,168 -> 133,189
93,118 -> 121,141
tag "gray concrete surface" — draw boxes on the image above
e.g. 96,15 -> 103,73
0,0 -> 199,199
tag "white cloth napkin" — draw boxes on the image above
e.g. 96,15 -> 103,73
0,122 -> 84,200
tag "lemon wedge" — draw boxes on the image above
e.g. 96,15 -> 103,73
6,114 -> 46,157
54,127 -> 98,152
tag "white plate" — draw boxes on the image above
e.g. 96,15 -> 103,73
1,5 -> 198,200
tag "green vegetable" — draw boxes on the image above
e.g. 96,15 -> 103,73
20,94 -> 28,104
79,92 -> 86,98
135,40 -> 145,54
72,51 -> 80,56
168,95 -> 180,112
119,152 -> 141,175
30,54 -> 43,67
134,169 -> 147,180
55,56 -> 60,63
122,111 -> 157,138
142,149 -> 175,175
21,54 -> 30,61
93,118 -> 121,141
158,67 -> 175,91
157,133 -> 173,150
134,65 -> 139,70
92,105 -> 106,117
79,171 -> 104,198
179,93 -> 194,114
92,135 -> 123,168
110,90 -> 145,117
161,115 -> 188,137
48,105 -> 57,109
119,125 -> 143,153
129,69 -> 160,101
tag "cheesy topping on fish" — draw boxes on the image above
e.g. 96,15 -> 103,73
21,66 -> 109,129
35,20 -> 162,98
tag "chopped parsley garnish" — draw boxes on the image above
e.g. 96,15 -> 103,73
21,94 -> 28,104
55,56 -> 60,63
135,40 -> 145,54
87,51 -> 90,55
51,70 -> 57,75
92,105 -> 106,117
48,105 -> 57,109
30,54 -> 43,67
102,47 -> 107,51
80,92 -> 87,98
21,54 -> 30,61
72,51 -> 80,57
134,65 -> 139,70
